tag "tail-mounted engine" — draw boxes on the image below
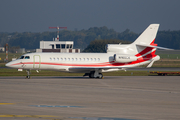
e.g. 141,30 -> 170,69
113,54 -> 137,63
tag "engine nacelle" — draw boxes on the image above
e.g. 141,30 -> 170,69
113,54 -> 137,63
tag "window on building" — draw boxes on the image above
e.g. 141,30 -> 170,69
69,44 -> 72,48
52,45 -> 54,49
56,44 -> 60,49
61,44 -> 65,49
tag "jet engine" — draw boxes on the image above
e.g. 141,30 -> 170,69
113,54 -> 137,63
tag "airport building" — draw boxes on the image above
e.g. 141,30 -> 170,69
36,41 -> 80,53
0,47 -> 5,52
36,27 -> 80,53
36,35 -> 80,53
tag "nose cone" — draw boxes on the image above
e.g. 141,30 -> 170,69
5,60 -> 22,69
5,62 -> 11,67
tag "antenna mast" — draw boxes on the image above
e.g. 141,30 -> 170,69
49,26 -> 67,41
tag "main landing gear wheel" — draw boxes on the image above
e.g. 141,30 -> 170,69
89,71 -> 95,78
97,73 -> 103,79
88,71 -> 103,79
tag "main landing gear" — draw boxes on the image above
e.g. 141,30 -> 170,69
83,70 -> 104,79
26,70 -> 31,79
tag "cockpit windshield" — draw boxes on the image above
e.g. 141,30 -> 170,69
19,56 -> 24,59
25,56 -> 30,59
19,56 -> 30,59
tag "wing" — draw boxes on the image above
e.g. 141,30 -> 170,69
68,67 -> 125,73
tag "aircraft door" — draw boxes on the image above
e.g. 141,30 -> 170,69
33,55 -> 41,69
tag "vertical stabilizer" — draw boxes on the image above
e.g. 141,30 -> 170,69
133,24 -> 159,45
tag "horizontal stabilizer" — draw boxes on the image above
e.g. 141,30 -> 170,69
136,44 -> 173,50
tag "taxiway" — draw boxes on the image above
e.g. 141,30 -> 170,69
0,76 -> 180,120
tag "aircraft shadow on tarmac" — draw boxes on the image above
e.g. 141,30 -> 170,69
0,76 -> 121,79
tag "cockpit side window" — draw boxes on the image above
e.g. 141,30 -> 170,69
19,56 -> 24,59
25,56 -> 30,59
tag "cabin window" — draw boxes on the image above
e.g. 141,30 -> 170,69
72,58 -> 74,61
19,56 -> 24,59
98,58 -> 100,61
94,58 -> 96,61
75,58 -> 77,61
61,58 -> 63,61
68,58 -> 70,61
57,58 -> 59,61
25,56 -> 30,59
79,58 -> 81,61
91,58 -> 93,61
50,58 -> 52,61
87,58 -> 89,61
64,58 -> 66,61
53,58 -> 55,61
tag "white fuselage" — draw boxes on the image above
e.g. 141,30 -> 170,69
6,52 -> 159,73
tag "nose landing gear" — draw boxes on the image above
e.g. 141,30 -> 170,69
26,70 -> 31,79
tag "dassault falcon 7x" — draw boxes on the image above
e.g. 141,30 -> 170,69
6,24 -> 171,79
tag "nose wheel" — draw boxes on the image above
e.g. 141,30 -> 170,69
26,70 -> 31,79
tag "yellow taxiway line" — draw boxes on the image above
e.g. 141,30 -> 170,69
0,103 -> 15,105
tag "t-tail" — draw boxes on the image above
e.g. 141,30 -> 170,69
107,24 -> 172,68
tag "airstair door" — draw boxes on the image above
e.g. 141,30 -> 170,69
33,55 -> 41,69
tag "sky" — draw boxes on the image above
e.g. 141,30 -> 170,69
0,0 -> 180,33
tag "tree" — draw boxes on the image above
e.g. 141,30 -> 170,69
83,39 -> 131,53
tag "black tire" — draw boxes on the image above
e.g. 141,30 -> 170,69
97,73 -> 103,79
89,72 -> 94,78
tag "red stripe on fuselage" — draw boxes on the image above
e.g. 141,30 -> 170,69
135,39 -> 157,57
